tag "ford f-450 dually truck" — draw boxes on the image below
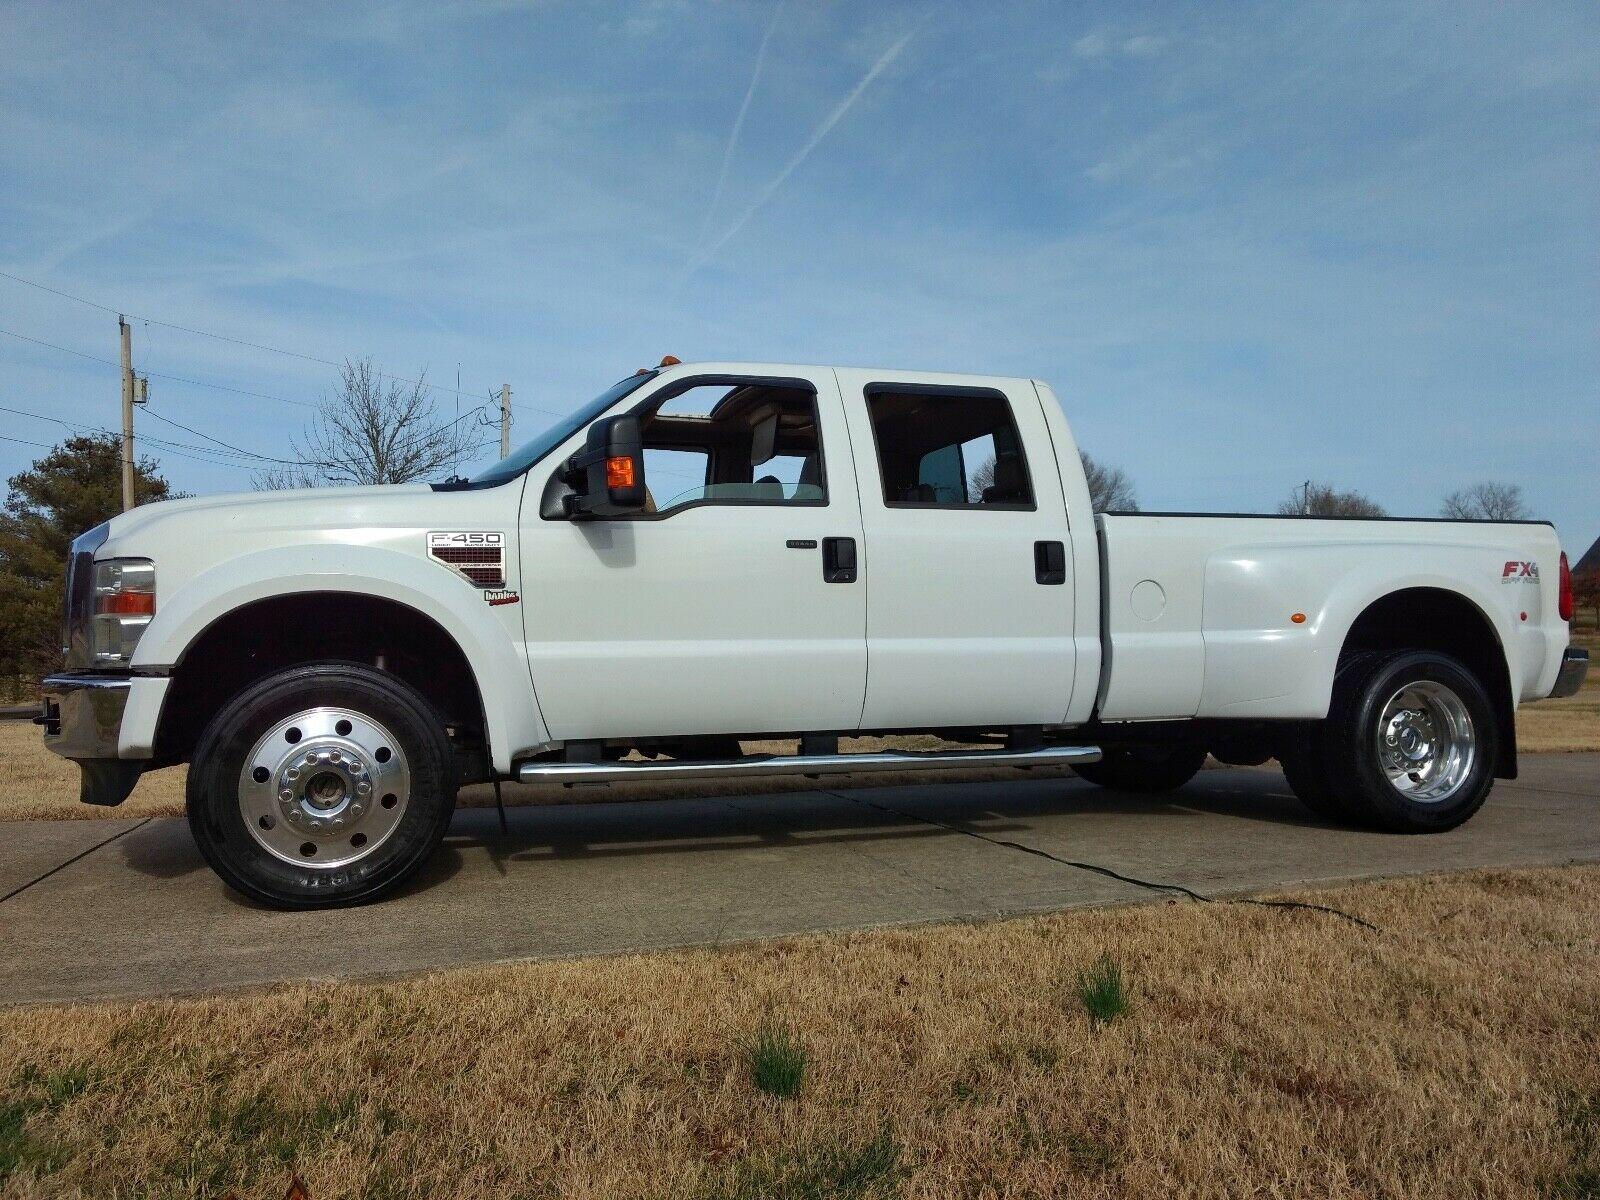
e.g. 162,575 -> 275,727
41,361 -> 1588,908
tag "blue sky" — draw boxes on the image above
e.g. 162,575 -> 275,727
2,1 -> 1596,550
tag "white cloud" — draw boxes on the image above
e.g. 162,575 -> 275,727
1072,31 -> 1109,58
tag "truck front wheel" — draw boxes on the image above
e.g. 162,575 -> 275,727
187,662 -> 457,909
1315,649 -> 1497,833
1073,744 -> 1208,793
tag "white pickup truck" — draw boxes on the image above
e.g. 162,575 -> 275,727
42,360 -> 1587,908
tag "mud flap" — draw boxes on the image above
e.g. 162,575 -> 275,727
77,759 -> 143,807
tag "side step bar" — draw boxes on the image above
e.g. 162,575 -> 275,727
516,744 -> 1101,786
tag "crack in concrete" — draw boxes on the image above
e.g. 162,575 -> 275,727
0,818 -> 153,906
826,789 -> 1382,932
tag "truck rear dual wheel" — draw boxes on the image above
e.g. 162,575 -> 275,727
187,662 -> 457,909
1073,744 -> 1208,793
1280,650 -> 1497,832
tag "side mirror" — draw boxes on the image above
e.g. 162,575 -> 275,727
562,415 -> 647,519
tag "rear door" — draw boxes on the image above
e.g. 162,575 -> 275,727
835,370 -> 1076,729
520,369 -> 868,741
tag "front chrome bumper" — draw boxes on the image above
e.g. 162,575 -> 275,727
39,673 -> 143,806
40,673 -> 132,759
1548,648 -> 1589,700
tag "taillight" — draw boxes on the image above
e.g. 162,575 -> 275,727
1558,551 -> 1572,622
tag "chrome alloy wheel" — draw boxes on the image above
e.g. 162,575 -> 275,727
1374,680 -> 1475,804
238,707 -> 411,868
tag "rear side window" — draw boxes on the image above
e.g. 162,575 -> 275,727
865,387 -> 1034,509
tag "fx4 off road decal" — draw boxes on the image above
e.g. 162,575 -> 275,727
427,531 -> 506,589
1501,560 -> 1539,583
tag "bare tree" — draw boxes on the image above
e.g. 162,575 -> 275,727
255,359 -> 482,489
970,450 -> 1137,512
1080,451 -> 1138,512
1440,481 -> 1530,521
1276,481 -> 1387,518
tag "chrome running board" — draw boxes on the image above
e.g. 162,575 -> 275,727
516,744 -> 1101,786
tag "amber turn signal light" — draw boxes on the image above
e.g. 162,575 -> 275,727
97,591 -> 156,616
1290,612 -> 1306,624
605,456 -> 636,489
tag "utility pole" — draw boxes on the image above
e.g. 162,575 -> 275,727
499,383 -> 511,459
1300,479 -> 1312,516
119,316 -> 135,511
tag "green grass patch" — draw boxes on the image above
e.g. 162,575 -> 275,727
1549,1088 -> 1600,1198
745,1020 -> 808,1100
0,1064 -> 91,1180
1073,954 -> 1130,1027
702,1128 -> 901,1200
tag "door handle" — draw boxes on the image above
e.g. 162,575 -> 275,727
822,537 -> 857,583
1034,540 -> 1066,585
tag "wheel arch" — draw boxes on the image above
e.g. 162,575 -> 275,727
1338,586 -> 1516,778
135,544 -> 549,774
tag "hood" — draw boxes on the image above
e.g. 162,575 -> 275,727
105,483 -> 435,543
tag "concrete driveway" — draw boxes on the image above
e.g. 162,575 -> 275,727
1,754 -> 1596,1006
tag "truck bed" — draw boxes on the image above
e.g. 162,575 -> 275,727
1094,512 -> 1566,723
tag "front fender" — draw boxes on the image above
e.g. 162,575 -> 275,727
133,543 -> 549,773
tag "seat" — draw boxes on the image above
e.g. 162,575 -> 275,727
981,458 -> 1029,505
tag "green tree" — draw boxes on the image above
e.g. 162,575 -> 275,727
0,435 -> 174,685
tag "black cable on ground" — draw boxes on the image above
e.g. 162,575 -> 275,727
828,790 -> 1381,933
0,818 -> 152,905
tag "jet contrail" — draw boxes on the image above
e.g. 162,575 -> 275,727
686,22 -> 921,275
694,2 -> 785,256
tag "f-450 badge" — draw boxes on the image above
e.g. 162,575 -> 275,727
427,531 -> 506,589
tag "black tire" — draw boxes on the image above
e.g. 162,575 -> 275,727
1276,725 -> 1351,822
187,662 -> 457,909
1073,744 -> 1208,793
1318,649 -> 1497,833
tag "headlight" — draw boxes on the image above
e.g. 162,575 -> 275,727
90,559 -> 156,666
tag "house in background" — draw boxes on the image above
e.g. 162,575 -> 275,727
1575,534 -> 1600,576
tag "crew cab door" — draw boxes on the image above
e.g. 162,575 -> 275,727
834,370 -> 1076,729
519,370 -> 867,741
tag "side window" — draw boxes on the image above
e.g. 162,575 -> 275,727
636,381 -> 826,516
865,388 -> 1034,509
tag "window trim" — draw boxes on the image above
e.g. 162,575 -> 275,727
862,382 -> 1039,513
544,374 -> 831,522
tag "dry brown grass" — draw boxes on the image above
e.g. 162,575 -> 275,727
1,865 -> 1596,1198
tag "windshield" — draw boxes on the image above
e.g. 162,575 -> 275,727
442,371 -> 658,490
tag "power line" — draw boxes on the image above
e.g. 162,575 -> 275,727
0,268 -> 542,409
0,433 -> 57,451
0,325 -> 318,409
0,400 -> 282,470
0,397 -> 503,478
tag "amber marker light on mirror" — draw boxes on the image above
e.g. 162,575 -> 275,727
606,456 -> 636,489
1290,612 -> 1307,624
